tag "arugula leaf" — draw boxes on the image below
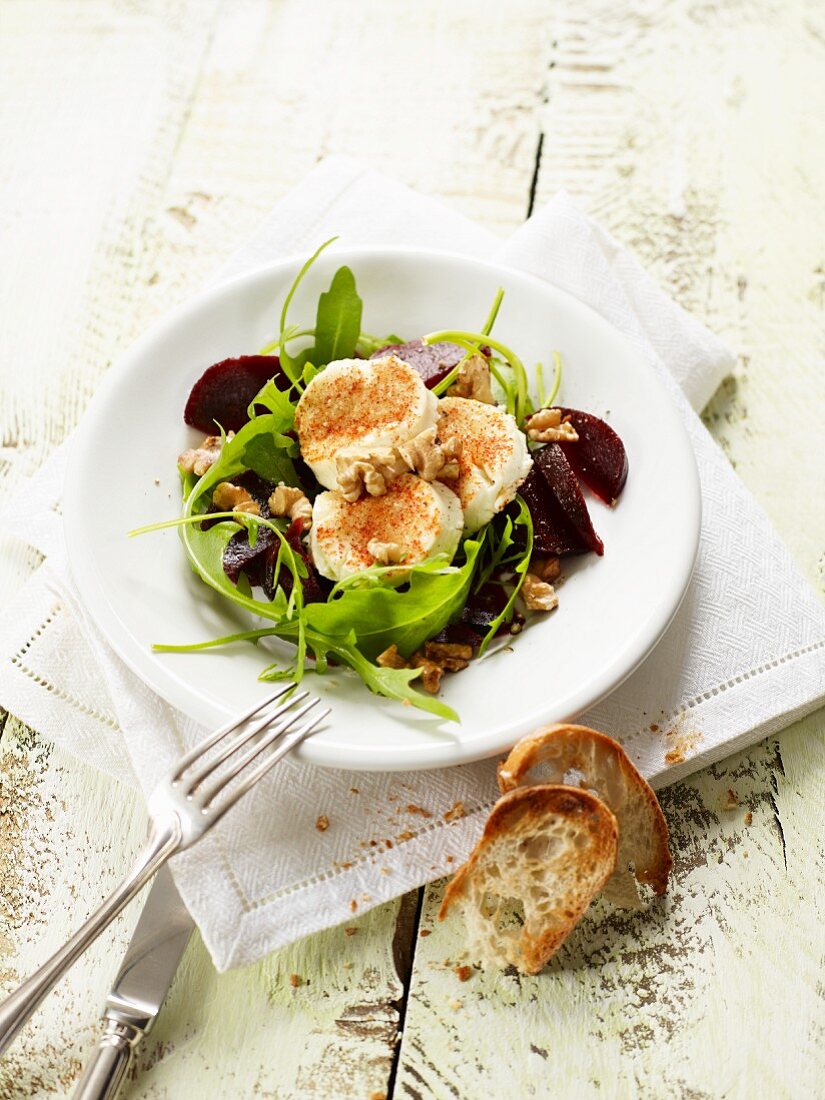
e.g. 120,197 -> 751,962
188,413 -> 297,505
310,265 -> 363,365
424,328 -> 530,426
478,497 -> 533,655
262,625 -> 458,722
304,538 -> 483,661
155,622 -> 458,721
247,378 -> 298,424
275,237 -> 338,385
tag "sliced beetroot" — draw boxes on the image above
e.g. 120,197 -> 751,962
460,582 -> 513,636
430,621 -> 484,653
535,444 -> 604,556
223,525 -> 275,587
518,465 -> 591,557
184,355 -> 287,434
371,339 -> 465,389
556,408 -> 628,505
269,517 -> 330,604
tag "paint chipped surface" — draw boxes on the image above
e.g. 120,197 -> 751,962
1,0 -> 824,1095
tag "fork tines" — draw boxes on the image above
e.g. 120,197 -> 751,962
171,687 -> 329,822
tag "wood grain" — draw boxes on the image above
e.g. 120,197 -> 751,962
0,0 -> 823,1096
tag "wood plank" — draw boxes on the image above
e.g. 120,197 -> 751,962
0,1 -> 552,1096
396,0 -> 825,1094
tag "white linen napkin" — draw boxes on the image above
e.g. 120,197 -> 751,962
2,156 -> 823,970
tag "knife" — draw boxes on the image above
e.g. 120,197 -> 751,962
73,865 -> 195,1100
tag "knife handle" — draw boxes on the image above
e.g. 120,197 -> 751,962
73,1019 -> 142,1100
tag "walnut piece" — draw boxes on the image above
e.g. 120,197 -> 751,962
409,653 -> 444,693
178,432 -> 235,477
399,426 -> 462,482
367,539 -> 408,565
447,354 -> 496,404
377,644 -> 408,670
521,571 -> 559,612
212,481 -> 260,515
526,407 -> 579,443
268,483 -> 312,527
529,554 -> 561,583
336,447 -> 407,502
423,640 -> 473,672
376,638 -> 475,692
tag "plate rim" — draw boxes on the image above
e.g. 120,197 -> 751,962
63,244 -> 702,770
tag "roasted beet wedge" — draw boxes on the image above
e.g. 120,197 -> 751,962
518,465 -> 591,557
270,517 -> 329,605
371,339 -> 466,389
556,408 -> 628,505
535,444 -> 604,556
461,582 -> 512,636
184,355 -> 287,434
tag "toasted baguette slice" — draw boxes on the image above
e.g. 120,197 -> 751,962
439,785 -> 618,974
497,723 -> 672,903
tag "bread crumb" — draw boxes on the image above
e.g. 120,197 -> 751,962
744,811 -> 753,825
349,899 -> 358,912
443,800 -> 467,823
419,929 -> 431,937
344,927 -> 358,936
289,974 -> 302,988
342,960 -> 354,970
445,855 -> 455,864
380,867 -> 391,875
397,830 -> 415,842
455,965 -> 473,982
722,788 -> 739,810
405,804 -> 433,818
369,1091 -> 387,1100
350,787 -> 360,794
649,723 -> 659,732
153,477 -> 160,486
449,999 -> 463,1011
315,814 -> 330,831
361,893 -> 372,902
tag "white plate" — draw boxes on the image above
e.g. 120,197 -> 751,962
64,247 -> 700,771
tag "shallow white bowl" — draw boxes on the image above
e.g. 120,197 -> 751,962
64,247 -> 700,771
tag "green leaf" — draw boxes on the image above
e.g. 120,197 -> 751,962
304,538 -> 484,661
311,266 -> 363,366
478,497 -> 533,655
247,378 -> 298,425
189,413 -> 298,506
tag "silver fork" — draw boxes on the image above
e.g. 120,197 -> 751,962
0,685 -> 329,1055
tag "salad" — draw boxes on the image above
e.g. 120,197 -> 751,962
135,240 -> 628,721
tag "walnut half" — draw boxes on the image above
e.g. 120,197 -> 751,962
525,407 -> 579,443
336,447 -> 408,502
521,571 -> 559,612
398,427 -> 462,482
367,539 -> 408,565
268,483 -> 312,527
178,432 -> 235,477
447,354 -> 496,405
212,482 -> 260,515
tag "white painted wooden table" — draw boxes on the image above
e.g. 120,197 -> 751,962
1,2 -> 823,1097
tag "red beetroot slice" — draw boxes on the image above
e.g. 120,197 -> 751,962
371,339 -> 466,389
461,582 -> 512,636
518,465 -> 591,557
266,517 -> 329,605
184,355 -> 287,434
556,408 -> 629,505
535,444 -> 604,556
430,621 -> 484,653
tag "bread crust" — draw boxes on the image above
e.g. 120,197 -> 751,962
439,785 -> 618,974
497,723 -> 672,897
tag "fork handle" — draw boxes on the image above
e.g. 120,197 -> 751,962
0,821 -> 180,1055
